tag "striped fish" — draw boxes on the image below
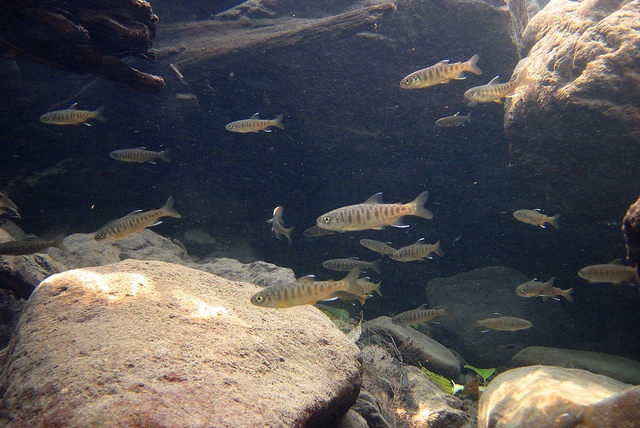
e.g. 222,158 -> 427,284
94,197 -> 181,241
39,103 -> 106,125
317,191 -> 433,232
250,268 -> 364,308
0,192 -> 20,218
271,206 -> 293,245
515,277 -> 573,302
109,147 -> 171,164
322,258 -> 381,274
476,316 -> 532,332
360,239 -> 397,256
303,225 -> 335,238
435,111 -> 471,127
391,239 -> 444,262
464,68 -> 534,107
578,262 -> 639,284
513,209 -> 560,229
225,113 -> 285,133
357,278 -> 382,296
392,305 -> 445,326
400,54 -> 482,89
0,234 -> 67,255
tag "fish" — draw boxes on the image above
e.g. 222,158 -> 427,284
109,148 -> 171,164
225,113 -> 285,133
302,225 -> 335,238
357,278 -> 382,296
400,54 -> 482,89
39,103 -> 106,125
317,191 -> 433,232
359,239 -> 397,256
250,268 -> 364,308
94,196 -> 182,241
435,111 -> 471,127
0,233 -> 67,255
464,68 -> 534,107
578,261 -> 639,284
322,258 -> 382,274
271,206 -> 293,245
391,239 -> 444,261
392,305 -> 445,326
0,192 -> 20,219
515,277 -> 573,302
513,209 -> 561,229
476,316 -> 532,332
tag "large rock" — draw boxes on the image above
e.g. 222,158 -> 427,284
0,260 -> 362,427
425,266 -> 574,366
478,365 -> 636,428
511,346 -> 640,384
504,0 -> 640,214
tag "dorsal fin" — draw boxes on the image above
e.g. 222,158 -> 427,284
250,113 -> 260,119
68,102 -> 78,110
364,193 -> 384,204
488,76 -> 500,85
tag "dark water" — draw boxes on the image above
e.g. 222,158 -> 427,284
1,0 -> 639,361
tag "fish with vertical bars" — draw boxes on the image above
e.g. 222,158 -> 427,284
250,268 -> 364,308
400,54 -> 482,89
109,147 -> 171,164
317,191 -> 433,232
476,316 -> 532,331
322,258 -> 382,274
225,113 -> 285,133
360,239 -> 397,256
94,197 -> 181,241
39,103 -> 106,125
464,69 -> 534,107
392,305 -> 445,326
391,239 -> 444,261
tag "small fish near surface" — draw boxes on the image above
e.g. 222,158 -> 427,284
400,54 -> 482,89
250,268 -> 364,308
513,209 -> 561,229
109,147 -> 171,164
317,191 -> 433,232
94,196 -> 182,241
270,206 -> 293,245
476,316 -> 532,332
464,68 -> 534,107
360,238 -> 397,256
435,111 -> 471,127
39,103 -> 106,125
225,113 -> 285,133
515,277 -> 573,302
0,192 -> 20,218
322,258 -> 382,274
392,305 -> 445,326
578,261 -> 639,284
391,239 -> 444,262
0,233 -> 67,256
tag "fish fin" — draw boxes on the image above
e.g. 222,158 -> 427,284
453,72 -> 467,80
545,277 -> 555,286
453,112 -> 460,116
250,113 -> 260,119
465,111 -> 472,123
515,68 -> 534,86
150,221 -> 163,227
363,192 -> 383,204
480,329 -> 491,334
563,288 -> 574,302
438,60 -> 450,64
297,275 -> 315,283
284,227 -> 294,245
344,268 -> 364,296
435,240 -> 444,257
389,217 -> 409,228
273,114 -> 285,130
93,106 -> 106,123
83,122 -> 92,127
541,296 -> 549,302
467,101 -> 478,108
147,160 -> 157,164
68,102 -> 78,109
467,54 -> 482,75
414,238 -> 426,244
493,99 -> 503,104
410,190 -> 433,220
160,196 -> 182,219
160,149 -> 171,163
370,259 -> 382,274
549,214 -> 561,230
488,76 -> 500,85
261,129 -> 272,133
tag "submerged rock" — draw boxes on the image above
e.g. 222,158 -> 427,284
511,346 -> 640,384
0,260 -> 361,427
477,365 -> 635,428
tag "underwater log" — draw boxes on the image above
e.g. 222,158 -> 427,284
0,0 -> 164,93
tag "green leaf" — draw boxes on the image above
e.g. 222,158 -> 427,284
421,367 -> 455,394
464,364 -> 496,383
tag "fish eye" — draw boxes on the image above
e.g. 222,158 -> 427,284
404,79 -> 411,85
255,296 -> 263,302
98,233 -> 105,238
323,217 -> 331,223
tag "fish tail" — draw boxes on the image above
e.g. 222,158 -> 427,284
467,54 -> 482,75
434,240 -> 444,257
515,68 -> 534,86
93,106 -> 107,123
344,268 -> 363,295
410,191 -> 434,220
549,214 -> 561,230
563,288 -> 574,302
465,111 -> 472,123
370,259 -> 382,274
161,196 -> 182,218
284,226 -> 294,245
53,234 -> 68,251
273,114 -> 285,130
374,284 -> 383,297
160,149 -> 171,163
